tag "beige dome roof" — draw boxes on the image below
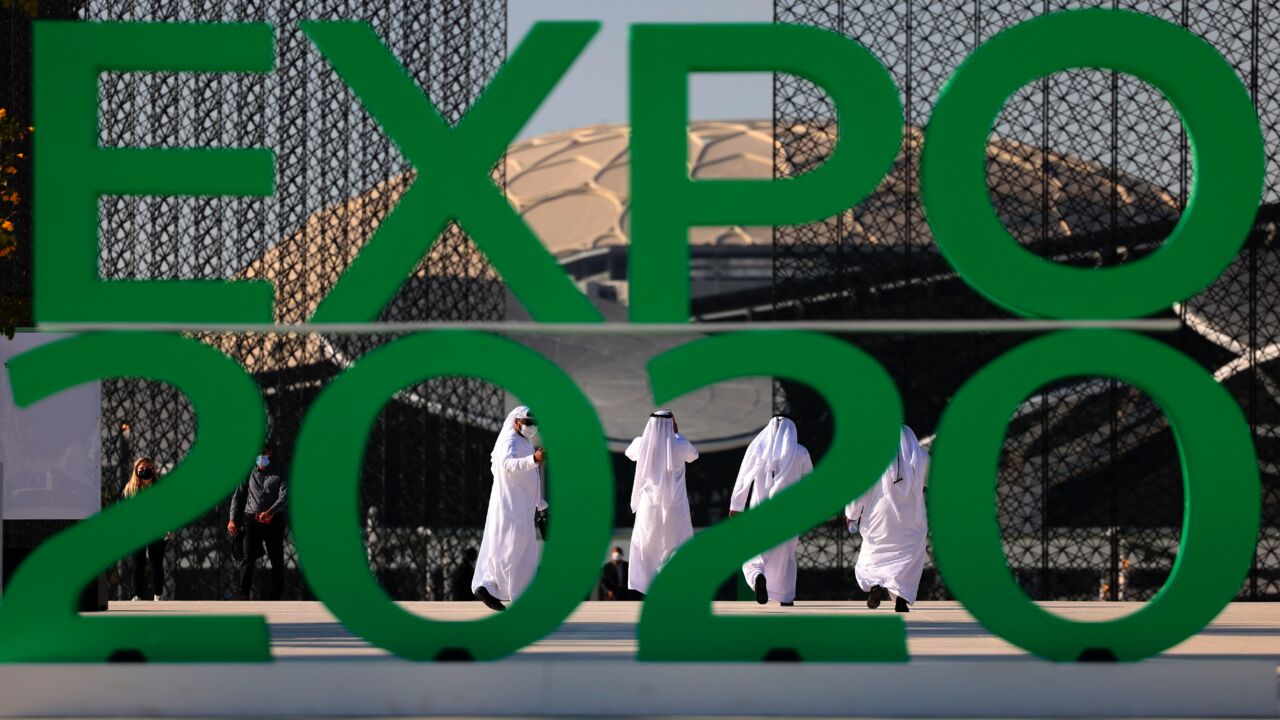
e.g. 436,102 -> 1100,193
507,121 -> 779,254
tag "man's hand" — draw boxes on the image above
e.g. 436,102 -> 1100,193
227,520 -> 237,537
534,448 -> 546,464
728,510 -> 740,518
535,507 -> 549,541
606,590 -> 616,600
257,511 -> 273,524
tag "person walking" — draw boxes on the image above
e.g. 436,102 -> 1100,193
846,426 -> 930,613
472,407 -> 547,611
228,450 -> 289,600
624,410 -> 699,597
122,457 -> 169,601
729,416 -> 814,606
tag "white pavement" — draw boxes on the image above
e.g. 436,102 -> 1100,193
98,599 -> 1280,661
0,601 -> 1275,717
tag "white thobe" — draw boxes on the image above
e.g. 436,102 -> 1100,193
625,433 -> 698,594
845,429 -> 929,604
471,434 -> 546,602
732,445 -> 814,603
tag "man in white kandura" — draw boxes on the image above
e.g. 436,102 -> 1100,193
625,410 -> 699,596
472,406 -> 546,612
845,425 -> 930,613
729,415 -> 814,606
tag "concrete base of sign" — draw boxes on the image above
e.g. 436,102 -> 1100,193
0,601 -> 1275,717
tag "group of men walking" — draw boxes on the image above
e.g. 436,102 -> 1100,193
470,408 -> 930,612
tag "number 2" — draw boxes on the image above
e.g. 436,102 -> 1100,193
636,332 -> 905,662
0,333 -> 270,662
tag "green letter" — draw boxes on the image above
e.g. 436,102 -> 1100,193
929,331 -> 1259,661
34,22 -> 276,324
922,9 -> 1264,319
302,22 -> 602,323
629,24 -> 902,321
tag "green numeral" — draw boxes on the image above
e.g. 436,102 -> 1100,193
637,332 -> 905,661
0,333 -> 270,662
290,331 -> 613,660
929,330 -> 1260,661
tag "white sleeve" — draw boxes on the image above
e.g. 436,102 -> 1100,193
502,455 -> 537,473
729,460 -> 755,513
626,438 -> 643,513
845,479 -> 869,522
845,496 -> 864,522
501,440 -> 537,474
680,436 -> 699,463
535,466 -> 548,512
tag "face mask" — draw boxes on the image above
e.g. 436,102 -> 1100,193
137,467 -> 154,481
256,455 -> 270,469
519,424 -> 538,439
611,552 -> 622,562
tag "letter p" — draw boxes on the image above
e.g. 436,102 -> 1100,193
628,24 -> 902,322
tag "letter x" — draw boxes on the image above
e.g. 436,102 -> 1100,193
303,21 -> 602,323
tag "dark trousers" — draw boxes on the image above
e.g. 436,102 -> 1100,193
131,538 -> 166,599
238,516 -> 285,600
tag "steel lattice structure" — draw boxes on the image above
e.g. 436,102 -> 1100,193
85,0 -> 508,601
774,0 -> 1280,600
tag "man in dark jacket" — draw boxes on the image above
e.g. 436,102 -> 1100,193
228,450 -> 288,600
600,546 -> 631,600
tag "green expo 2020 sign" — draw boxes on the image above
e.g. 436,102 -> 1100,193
0,8 -> 1266,664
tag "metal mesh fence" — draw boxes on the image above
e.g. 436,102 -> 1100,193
85,0 -> 508,600
773,0 -> 1280,600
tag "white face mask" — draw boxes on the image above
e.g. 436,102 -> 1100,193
611,552 -> 623,562
519,423 -> 538,439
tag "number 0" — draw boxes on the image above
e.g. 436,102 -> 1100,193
929,330 -> 1260,661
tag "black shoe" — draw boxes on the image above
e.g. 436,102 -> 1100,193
753,576 -> 768,605
780,601 -> 795,607
867,585 -> 887,609
475,586 -> 506,612
895,597 -> 910,613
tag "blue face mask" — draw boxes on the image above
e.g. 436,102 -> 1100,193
255,455 -> 270,469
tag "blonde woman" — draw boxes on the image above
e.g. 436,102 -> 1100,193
122,457 -> 169,601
